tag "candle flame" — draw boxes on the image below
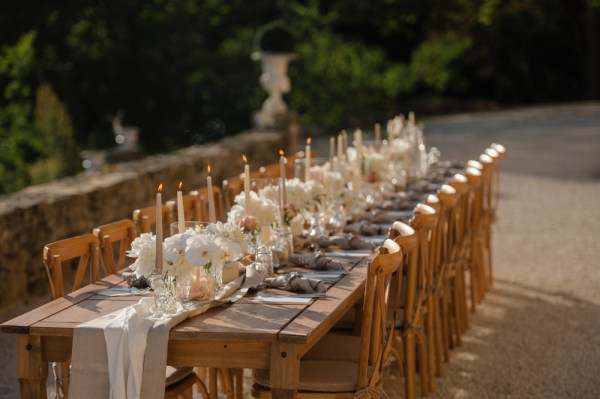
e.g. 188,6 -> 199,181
158,183 -> 163,193
208,164 -> 211,174
242,154 -> 247,163
307,137 -> 312,145
279,149 -> 284,156
178,181 -> 182,190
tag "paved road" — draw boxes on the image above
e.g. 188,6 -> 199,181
1,102 -> 599,398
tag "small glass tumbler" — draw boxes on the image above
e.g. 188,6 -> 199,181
150,275 -> 166,319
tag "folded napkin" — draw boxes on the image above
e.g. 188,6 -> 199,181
288,252 -> 345,270
344,222 -> 388,236
315,234 -> 375,250
380,197 -> 420,210
265,272 -> 326,293
353,210 -> 400,224
123,271 -> 151,289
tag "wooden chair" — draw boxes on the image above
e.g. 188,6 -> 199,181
44,234 -> 100,300
388,221 -> 420,399
166,194 -> 203,228
133,204 -> 174,236
93,219 -> 137,275
252,239 -> 404,398
465,166 -> 485,311
411,203 -> 439,394
424,193 -> 448,376
435,184 -> 462,362
478,153 -> 495,290
447,175 -> 471,341
191,186 -> 225,222
43,234 -> 100,398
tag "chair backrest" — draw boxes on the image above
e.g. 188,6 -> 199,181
437,184 -> 459,263
43,234 -> 100,299
409,204 -> 437,322
93,219 -> 138,275
357,239 -> 403,390
132,205 -> 173,236
425,194 -> 443,278
191,186 -> 225,222
261,162 -> 283,178
166,193 -> 202,224
466,166 -> 484,232
389,221 -> 418,324
448,175 -> 469,248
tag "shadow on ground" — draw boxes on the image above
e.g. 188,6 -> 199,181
384,279 -> 600,399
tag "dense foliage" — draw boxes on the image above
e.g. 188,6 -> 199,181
0,0 -> 598,193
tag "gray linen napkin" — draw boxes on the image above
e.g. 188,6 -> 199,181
288,252 -> 345,270
352,210 -> 399,223
315,234 -> 375,250
265,272 -> 326,293
344,222 -> 388,236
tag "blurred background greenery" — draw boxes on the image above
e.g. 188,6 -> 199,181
1,0 -> 599,194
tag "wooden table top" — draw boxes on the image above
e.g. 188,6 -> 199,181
1,256 -> 370,348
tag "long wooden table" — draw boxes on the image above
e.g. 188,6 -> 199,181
2,256 -> 369,399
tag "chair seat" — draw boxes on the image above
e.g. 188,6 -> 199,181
166,366 -> 194,386
255,360 -> 360,393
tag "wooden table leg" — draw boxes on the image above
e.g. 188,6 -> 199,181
270,342 -> 299,399
16,334 -> 48,399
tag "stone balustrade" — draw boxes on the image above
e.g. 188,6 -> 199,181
0,128 -> 287,318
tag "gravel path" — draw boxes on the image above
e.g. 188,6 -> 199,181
1,103 -> 598,399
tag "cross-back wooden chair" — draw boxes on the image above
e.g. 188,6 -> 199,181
435,184 -> 462,362
478,153 -> 495,290
408,203 -> 438,395
191,186 -> 225,222
93,219 -> 138,275
132,204 -> 174,236
423,194 -> 446,377
447,174 -> 471,341
465,166 -> 485,311
43,234 -> 100,398
252,239 -> 403,398
388,221 -> 420,399
44,234 -> 100,300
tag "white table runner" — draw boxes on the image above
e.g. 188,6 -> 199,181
69,267 -> 264,399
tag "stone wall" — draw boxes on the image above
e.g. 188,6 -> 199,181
0,129 -> 287,318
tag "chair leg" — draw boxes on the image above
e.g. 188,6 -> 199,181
440,291 -> 451,360
485,224 -> 493,288
218,368 -> 235,399
426,306 -> 436,392
452,275 -> 463,346
233,368 -> 244,399
61,361 -> 70,399
404,333 -> 416,399
433,296 -> 444,376
457,263 -> 469,332
416,333 -> 429,397
208,368 -> 218,399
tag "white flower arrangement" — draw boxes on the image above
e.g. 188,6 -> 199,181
128,233 -> 158,279
227,191 -> 278,228
128,221 -> 250,300
284,178 -> 313,211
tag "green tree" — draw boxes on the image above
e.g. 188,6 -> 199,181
0,31 -> 37,194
